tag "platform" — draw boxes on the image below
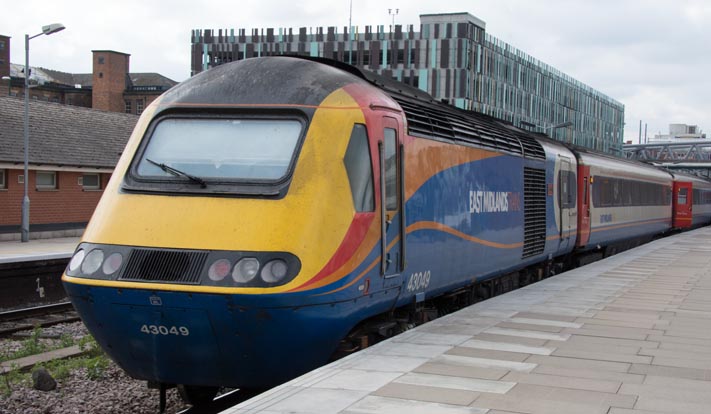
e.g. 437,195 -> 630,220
0,237 -> 80,264
224,227 -> 711,414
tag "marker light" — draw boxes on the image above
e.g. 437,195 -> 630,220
232,258 -> 260,283
261,259 -> 289,283
102,252 -> 124,275
208,259 -> 231,281
81,249 -> 104,275
68,249 -> 85,273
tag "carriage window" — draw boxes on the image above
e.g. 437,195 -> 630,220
384,128 -> 397,211
678,188 -> 688,205
344,124 -> 374,212
136,118 -> 302,181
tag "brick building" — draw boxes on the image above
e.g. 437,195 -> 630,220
0,35 -> 176,240
0,96 -> 137,240
0,35 -> 176,115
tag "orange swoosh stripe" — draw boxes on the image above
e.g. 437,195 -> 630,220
406,221 -> 524,249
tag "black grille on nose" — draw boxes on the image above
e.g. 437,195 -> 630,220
119,248 -> 208,284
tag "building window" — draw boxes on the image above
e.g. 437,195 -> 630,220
36,171 -> 57,189
0,169 -> 6,189
125,100 -> 132,114
80,173 -> 101,190
98,56 -> 104,64
0,40 -> 4,51
136,99 -> 144,115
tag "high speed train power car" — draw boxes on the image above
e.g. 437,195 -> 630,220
62,56 -> 711,404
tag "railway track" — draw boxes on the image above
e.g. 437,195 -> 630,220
174,388 -> 261,414
0,301 -> 79,337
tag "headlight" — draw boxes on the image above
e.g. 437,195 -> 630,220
102,252 -> 124,275
81,249 -> 104,275
261,259 -> 289,283
232,258 -> 260,283
208,259 -> 231,281
68,249 -> 85,273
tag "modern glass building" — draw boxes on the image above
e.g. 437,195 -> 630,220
191,12 -> 625,154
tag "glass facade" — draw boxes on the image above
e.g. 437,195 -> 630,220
191,12 -> 624,155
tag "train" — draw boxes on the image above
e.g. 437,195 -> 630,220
61,56 -> 711,404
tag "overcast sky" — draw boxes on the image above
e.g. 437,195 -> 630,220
2,0 -> 709,142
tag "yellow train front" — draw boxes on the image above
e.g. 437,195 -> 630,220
61,57 -> 402,397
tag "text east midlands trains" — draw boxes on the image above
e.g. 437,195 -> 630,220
469,190 -> 521,214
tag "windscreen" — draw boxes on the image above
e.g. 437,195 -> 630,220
136,118 -> 303,181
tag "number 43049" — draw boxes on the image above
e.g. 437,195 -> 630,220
140,324 -> 190,336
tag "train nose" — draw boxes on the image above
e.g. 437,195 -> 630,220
70,287 -> 227,386
113,303 -> 220,381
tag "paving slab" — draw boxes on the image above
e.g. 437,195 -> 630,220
470,332 -> 550,347
372,382 -> 480,406
459,339 -> 555,356
531,364 -> 645,384
394,372 -> 515,394
500,372 -> 621,393
446,346 -> 532,362
414,361 -> 510,380
473,383 -> 636,414
343,395 -> 488,414
628,363 -> 711,381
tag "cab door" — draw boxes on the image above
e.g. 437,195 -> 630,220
379,116 -> 404,287
576,165 -> 591,247
673,181 -> 693,229
558,157 -> 574,250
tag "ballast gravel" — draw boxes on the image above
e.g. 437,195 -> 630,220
0,321 -> 190,413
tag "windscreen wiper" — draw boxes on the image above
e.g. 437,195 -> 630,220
145,158 -> 207,188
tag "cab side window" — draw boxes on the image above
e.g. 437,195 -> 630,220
344,124 -> 375,212
384,128 -> 397,211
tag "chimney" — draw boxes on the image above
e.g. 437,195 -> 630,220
92,50 -> 130,112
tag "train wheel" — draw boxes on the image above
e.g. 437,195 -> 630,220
177,384 -> 219,406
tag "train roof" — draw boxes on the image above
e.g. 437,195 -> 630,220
572,145 -> 674,181
306,57 -> 546,161
667,170 -> 711,185
158,57 -> 370,108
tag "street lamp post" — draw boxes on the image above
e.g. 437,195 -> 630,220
21,23 -> 65,242
388,8 -> 399,30
542,121 -> 573,132
542,121 -> 573,143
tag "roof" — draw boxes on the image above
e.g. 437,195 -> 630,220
9,63 -> 177,90
0,96 -> 138,169
127,73 -> 178,89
